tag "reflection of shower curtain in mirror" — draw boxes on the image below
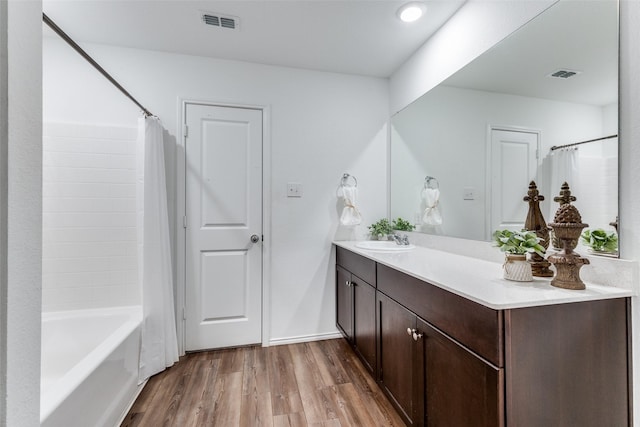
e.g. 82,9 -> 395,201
549,147 -> 579,217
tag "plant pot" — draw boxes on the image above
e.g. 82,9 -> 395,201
503,254 -> 533,282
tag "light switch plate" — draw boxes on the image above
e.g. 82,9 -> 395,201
287,182 -> 303,198
463,187 -> 476,200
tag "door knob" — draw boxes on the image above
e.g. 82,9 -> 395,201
251,234 -> 260,243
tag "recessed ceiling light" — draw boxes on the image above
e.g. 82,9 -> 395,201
397,2 -> 427,23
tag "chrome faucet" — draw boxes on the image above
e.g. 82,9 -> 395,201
391,233 -> 410,246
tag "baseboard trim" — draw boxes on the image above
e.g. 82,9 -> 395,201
268,331 -> 343,347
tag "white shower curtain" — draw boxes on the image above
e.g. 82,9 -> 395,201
549,147 -> 580,217
137,116 -> 179,383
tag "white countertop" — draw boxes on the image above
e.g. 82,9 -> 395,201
334,241 -> 633,310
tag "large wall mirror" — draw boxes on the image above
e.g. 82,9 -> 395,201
390,0 -> 619,256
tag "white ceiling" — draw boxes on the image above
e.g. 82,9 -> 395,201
42,0 -> 466,78
442,1 -> 618,107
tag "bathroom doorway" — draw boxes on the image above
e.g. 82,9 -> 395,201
488,127 -> 540,236
183,102 -> 263,351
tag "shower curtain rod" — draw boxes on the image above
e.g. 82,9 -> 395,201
42,13 -> 154,118
550,134 -> 618,151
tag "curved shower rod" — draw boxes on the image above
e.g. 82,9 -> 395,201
43,13 -> 154,118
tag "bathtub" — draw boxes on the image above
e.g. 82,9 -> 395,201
40,306 -> 143,427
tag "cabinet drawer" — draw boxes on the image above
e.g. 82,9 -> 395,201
336,247 -> 376,287
377,263 -> 503,366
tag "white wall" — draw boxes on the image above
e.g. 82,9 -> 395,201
42,37 -> 389,344
391,85 -> 605,240
42,123 -> 139,311
0,1 -> 7,421
619,1 -> 640,423
1,1 -> 42,426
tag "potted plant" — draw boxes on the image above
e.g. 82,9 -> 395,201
392,217 -> 416,232
493,229 -> 546,282
581,228 -> 618,254
368,218 -> 393,240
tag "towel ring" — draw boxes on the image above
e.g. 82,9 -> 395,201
341,173 -> 358,187
424,176 -> 439,189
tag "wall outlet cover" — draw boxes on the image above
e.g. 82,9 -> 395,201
287,182 -> 303,197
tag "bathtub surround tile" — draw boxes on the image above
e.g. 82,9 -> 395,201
42,123 -> 139,311
43,197 -> 135,213
121,339 -> 405,427
42,284 -> 140,312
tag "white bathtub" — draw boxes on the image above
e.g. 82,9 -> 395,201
40,306 -> 143,427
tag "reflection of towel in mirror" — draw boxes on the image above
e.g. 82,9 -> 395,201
422,188 -> 442,225
340,186 -> 362,226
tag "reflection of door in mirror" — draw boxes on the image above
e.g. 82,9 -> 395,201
389,0 -> 618,255
489,128 -> 539,237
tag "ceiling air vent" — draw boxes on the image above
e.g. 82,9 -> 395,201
547,69 -> 582,79
201,12 -> 239,30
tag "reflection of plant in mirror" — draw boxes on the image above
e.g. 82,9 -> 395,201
493,229 -> 545,257
392,218 -> 415,232
368,218 -> 392,238
581,229 -> 618,253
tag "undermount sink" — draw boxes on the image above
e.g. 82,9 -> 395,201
355,241 -> 416,252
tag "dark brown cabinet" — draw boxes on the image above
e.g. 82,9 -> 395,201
336,249 -> 377,373
377,292 -> 419,425
336,265 -> 353,339
420,318 -> 502,427
353,274 -> 376,373
336,245 -> 631,427
377,292 -> 502,427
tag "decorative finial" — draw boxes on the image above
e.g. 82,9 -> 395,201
547,199 -> 589,290
524,180 -> 545,204
554,182 -> 577,206
551,182 -> 578,251
523,181 -> 553,277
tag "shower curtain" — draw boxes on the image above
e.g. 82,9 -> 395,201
137,116 -> 179,383
549,147 -> 579,218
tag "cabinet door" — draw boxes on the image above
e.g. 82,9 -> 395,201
353,276 -> 376,373
336,266 -> 353,341
417,318 -> 504,427
378,292 -> 421,426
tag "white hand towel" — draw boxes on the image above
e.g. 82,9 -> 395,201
422,188 -> 442,225
340,186 -> 362,226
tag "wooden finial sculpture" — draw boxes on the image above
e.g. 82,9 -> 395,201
551,182 -> 578,250
523,181 -> 553,277
547,203 -> 590,290
554,181 -> 577,205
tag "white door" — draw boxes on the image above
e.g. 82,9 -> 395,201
184,103 -> 263,351
490,129 -> 539,233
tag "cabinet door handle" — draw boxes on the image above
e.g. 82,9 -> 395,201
412,331 -> 424,341
345,281 -> 354,287
407,327 -> 416,336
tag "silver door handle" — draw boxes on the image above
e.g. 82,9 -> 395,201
251,234 -> 260,243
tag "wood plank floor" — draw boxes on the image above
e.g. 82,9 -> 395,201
121,338 -> 405,427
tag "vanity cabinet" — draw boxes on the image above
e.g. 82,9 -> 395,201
377,292 -> 419,424
336,248 -> 377,373
335,245 -> 631,427
377,268 -> 502,427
